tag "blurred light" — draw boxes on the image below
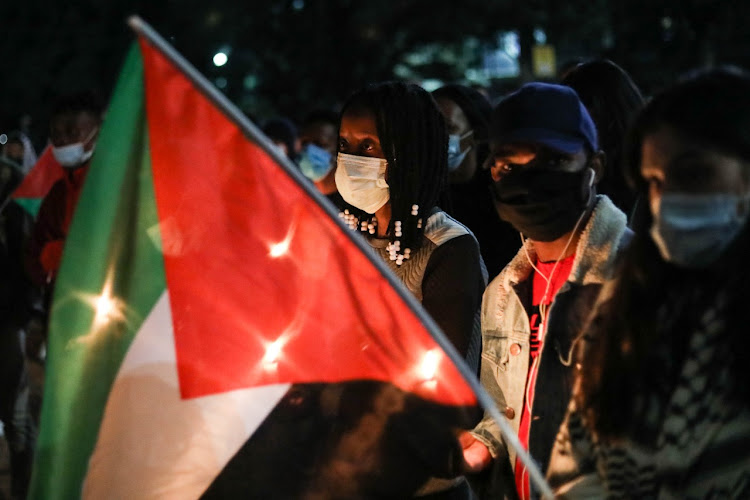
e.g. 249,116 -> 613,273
533,28 -> 547,45
262,338 -> 285,366
269,220 -> 297,258
292,0 -> 304,10
95,293 -> 116,325
418,349 -> 441,381
215,77 -> 228,89
502,32 -> 521,59
421,79 -> 443,92
93,281 -> 124,328
661,16 -> 673,29
68,273 -> 129,349
405,51 -> 430,66
482,48 -> 520,79
243,74 -> 259,90
213,51 -> 228,67
393,63 -> 412,79
269,239 -> 290,258
0,134 -> 6,145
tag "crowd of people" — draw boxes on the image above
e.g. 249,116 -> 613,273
2,57 -> 750,499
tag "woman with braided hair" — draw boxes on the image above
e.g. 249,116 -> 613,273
335,81 -> 485,498
547,67 -> 750,499
336,81 -> 485,370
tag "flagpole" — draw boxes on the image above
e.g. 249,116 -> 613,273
127,16 -> 553,498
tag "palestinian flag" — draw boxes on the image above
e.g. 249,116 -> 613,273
11,146 -> 64,217
30,19 -> 480,499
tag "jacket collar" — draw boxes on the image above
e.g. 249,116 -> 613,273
501,195 -> 628,290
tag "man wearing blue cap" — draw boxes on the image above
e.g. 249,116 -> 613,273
460,83 -> 632,499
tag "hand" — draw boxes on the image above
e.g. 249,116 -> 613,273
40,239 -> 65,274
459,431 -> 493,473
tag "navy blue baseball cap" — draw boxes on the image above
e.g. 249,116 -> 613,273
491,82 -> 598,153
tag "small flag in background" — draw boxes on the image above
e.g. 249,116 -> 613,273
30,19 -> 480,499
11,146 -> 64,217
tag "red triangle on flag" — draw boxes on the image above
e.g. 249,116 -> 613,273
12,146 -> 65,199
139,39 -> 476,407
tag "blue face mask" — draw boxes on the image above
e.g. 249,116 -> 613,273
298,143 -> 333,181
650,192 -> 750,268
447,131 -> 473,171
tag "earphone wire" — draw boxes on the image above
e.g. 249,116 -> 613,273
517,171 -> 595,498
520,206 -> 588,417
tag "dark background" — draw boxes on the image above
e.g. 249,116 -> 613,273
2,0 -> 749,151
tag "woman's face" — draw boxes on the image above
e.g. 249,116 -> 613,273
435,96 -> 477,183
338,108 -> 385,159
640,126 -> 749,217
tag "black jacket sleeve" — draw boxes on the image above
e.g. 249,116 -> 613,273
421,234 -> 484,357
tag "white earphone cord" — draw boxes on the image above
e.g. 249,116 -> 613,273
519,206 -> 587,416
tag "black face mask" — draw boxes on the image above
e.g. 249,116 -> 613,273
491,167 -> 594,242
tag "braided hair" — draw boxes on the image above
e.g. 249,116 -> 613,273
338,81 -> 448,264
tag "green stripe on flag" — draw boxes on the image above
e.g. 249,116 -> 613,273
30,44 -> 167,499
14,197 -> 43,218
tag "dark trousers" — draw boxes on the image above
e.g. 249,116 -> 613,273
0,327 -> 36,500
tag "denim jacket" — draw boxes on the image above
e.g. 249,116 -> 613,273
471,196 -> 632,487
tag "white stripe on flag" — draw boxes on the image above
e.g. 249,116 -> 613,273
84,291 -> 290,499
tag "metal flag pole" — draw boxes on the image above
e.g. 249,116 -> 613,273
126,15 -> 554,499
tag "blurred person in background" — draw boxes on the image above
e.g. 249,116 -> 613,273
433,84 -> 521,280
26,90 -> 103,314
1,131 -> 27,173
548,67 -> 750,499
0,153 -> 39,500
0,132 -> 26,206
297,108 -> 343,207
562,59 -> 645,220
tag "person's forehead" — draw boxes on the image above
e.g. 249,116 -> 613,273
641,126 -> 698,168
492,142 -> 562,156
435,97 -> 469,125
51,110 -> 99,129
5,142 -> 24,154
339,108 -> 378,136
301,121 -> 336,138
642,127 -> 748,183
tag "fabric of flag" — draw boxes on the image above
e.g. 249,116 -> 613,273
11,146 -> 65,217
30,35 -> 479,499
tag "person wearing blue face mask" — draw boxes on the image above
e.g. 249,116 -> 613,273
547,67 -> 750,499
297,109 -> 344,208
432,84 -> 520,280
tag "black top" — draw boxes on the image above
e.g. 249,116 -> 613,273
422,233 -> 484,361
447,170 -> 520,281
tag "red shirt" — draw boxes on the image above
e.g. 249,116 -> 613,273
515,253 -> 575,500
26,164 -> 90,285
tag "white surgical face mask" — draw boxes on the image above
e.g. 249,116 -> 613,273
335,152 -> 389,214
52,127 -> 98,169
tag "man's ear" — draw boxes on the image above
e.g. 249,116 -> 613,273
590,150 -> 606,183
